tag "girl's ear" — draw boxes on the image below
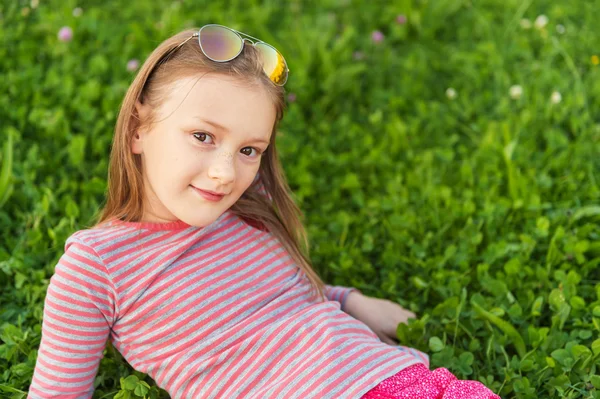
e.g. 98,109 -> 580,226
131,99 -> 148,155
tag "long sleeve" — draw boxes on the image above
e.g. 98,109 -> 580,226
252,172 -> 362,313
324,284 -> 361,312
252,170 -> 273,201
28,237 -> 117,399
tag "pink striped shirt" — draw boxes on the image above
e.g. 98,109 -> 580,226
28,182 -> 429,399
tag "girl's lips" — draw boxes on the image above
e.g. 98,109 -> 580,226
191,186 -> 225,201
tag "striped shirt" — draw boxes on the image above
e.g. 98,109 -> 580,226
28,183 -> 428,399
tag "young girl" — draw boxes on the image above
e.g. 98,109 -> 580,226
28,25 -> 501,399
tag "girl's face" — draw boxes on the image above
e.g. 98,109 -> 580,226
132,74 -> 276,226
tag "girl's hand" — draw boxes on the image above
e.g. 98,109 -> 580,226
344,291 -> 416,345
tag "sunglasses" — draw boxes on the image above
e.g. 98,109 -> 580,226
173,24 -> 289,86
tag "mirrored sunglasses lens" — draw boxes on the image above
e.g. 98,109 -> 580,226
255,43 -> 288,85
199,25 -> 241,61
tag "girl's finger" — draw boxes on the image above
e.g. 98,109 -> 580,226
381,335 -> 398,346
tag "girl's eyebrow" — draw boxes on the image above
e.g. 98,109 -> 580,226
193,116 -> 270,145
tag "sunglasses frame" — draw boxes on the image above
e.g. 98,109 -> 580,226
173,24 -> 289,86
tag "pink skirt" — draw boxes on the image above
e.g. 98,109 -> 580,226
361,362 -> 501,399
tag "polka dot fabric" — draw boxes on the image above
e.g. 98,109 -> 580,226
361,363 -> 501,399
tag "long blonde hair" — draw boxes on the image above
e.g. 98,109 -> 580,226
90,28 -> 326,303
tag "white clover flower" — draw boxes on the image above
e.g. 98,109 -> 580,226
509,85 -> 523,100
73,7 -> 83,17
556,24 -> 565,34
520,18 -> 532,29
30,0 -> 39,9
550,91 -> 562,104
534,15 -> 549,29
57,26 -> 73,42
371,30 -> 384,43
126,59 -> 140,72
446,87 -> 457,100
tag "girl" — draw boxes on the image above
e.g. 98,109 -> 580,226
28,25 -> 500,399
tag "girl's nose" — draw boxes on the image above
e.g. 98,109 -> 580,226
208,151 -> 235,184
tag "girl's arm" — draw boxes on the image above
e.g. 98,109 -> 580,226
342,290 -> 417,346
27,238 -> 116,399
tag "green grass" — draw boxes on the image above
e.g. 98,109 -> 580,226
1,0 -> 599,398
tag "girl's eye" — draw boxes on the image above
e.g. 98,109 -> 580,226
192,132 -> 262,159
193,132 -> 214,144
